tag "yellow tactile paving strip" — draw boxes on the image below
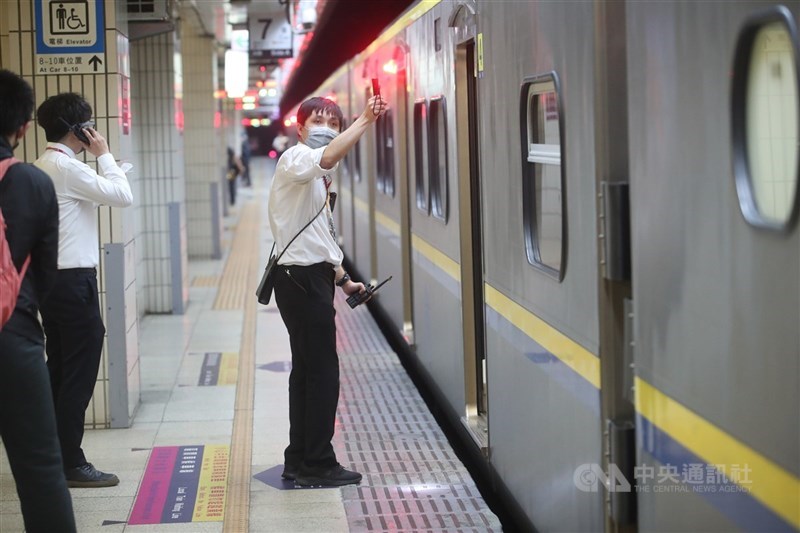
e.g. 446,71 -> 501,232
214,203 -> 259,310
219,201 -> 260,533
192,275 -> 220,287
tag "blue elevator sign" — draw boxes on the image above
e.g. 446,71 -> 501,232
35,0 -> 106,74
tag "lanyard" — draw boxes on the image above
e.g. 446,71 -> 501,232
46,146 -> 70,156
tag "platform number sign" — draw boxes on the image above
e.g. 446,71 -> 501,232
35,0 -> 106,75
248,11 -> 292,60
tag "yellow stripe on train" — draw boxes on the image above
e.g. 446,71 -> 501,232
636,378 -> 800,529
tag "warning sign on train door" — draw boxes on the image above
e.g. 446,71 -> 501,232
35,0 -> 106,75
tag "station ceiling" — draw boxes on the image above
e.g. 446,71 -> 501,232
278,0 -> 414,117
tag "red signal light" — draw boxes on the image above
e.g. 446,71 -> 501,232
269,150 -> 278,159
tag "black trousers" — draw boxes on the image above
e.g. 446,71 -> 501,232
40,268 -> 106,469
0,330 -> 77,532
274,262 -> 339,469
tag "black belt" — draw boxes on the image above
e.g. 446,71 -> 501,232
279,262 -> 334,271
59,267 -> 97,274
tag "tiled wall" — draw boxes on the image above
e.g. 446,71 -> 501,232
181,4 -> 223,258
0,0 -> 140,428
131,31 -> 188,314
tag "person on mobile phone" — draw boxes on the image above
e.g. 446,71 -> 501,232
268,94 -> 387,487
34,93 -> 133,488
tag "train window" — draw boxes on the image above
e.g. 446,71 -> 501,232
520,73 -> 565,280
414,101 -> 429,213
376,114 -> 385,193
384,110 -> 396,196
352,115 -> 362,182
732,7 -> 800,232
429,96 -> 448,221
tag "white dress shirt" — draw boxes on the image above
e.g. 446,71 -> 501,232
268,143 -> 342,268
34,142 -> 133,269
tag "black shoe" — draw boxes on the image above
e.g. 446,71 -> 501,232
281,464 -> 299,480
65,463 -> 119,488
295,464 -> 362,487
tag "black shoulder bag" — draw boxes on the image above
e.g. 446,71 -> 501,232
256,201 -> 327,305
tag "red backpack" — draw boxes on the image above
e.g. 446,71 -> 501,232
0,157 -> 31,330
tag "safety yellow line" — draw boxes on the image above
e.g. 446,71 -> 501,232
192,275 -> 219,287
221,202 -> 259,532
214,204 -> 259,310
636,378 -> 800,528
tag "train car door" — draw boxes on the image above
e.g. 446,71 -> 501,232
452,6 -> 487,450
594,3 -> 637,531
627,4 -> 799,531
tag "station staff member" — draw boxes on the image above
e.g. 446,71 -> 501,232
35,93 -> 133,488
269,95 -> 386,487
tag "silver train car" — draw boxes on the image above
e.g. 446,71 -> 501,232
302,1 -> 800,530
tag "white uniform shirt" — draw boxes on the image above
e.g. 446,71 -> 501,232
34,142 -> 133,269
268,143 -> 342,268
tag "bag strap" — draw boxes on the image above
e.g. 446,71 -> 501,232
0,157 -> 21,180
273,196 -> 327,265
0,157 -> 31,276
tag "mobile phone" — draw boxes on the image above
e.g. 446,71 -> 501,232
371,78 -> 380,97
59,117 -> 93,145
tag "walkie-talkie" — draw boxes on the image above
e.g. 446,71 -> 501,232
347,276 -> 392,309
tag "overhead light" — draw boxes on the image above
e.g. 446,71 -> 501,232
294,0 -> 317,33
383,60 -> 398,74
224,50 -> 249,98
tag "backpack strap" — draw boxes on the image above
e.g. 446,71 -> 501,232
0,157 -> 20,180
0,157 -> 32,275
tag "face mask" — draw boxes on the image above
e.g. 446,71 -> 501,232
305,126 -> 339,149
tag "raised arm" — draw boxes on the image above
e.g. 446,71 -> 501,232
319,96 -> 387,170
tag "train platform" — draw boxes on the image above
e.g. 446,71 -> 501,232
0,158 -> 502,533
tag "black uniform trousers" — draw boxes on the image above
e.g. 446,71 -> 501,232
274,262 -> 340,469
0,330 -> 77,532
40,268 -> 106,469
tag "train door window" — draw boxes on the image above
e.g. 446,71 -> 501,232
429,96 -> 448,221
383,109 -> 396,196
376,114 -> 386,193
352,115 -> 362,182
732,7 -> 799,232
414,100 -> 429,213
520,73 -> 565,280
341,119 -> 350,176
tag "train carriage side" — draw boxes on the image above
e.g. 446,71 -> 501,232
476,2 -> 607,531
321,67 -> 356,258
402,2 -> 470,420
347,66 -> 378,284
626,3 -> 800,531
360,39 -> 414,341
